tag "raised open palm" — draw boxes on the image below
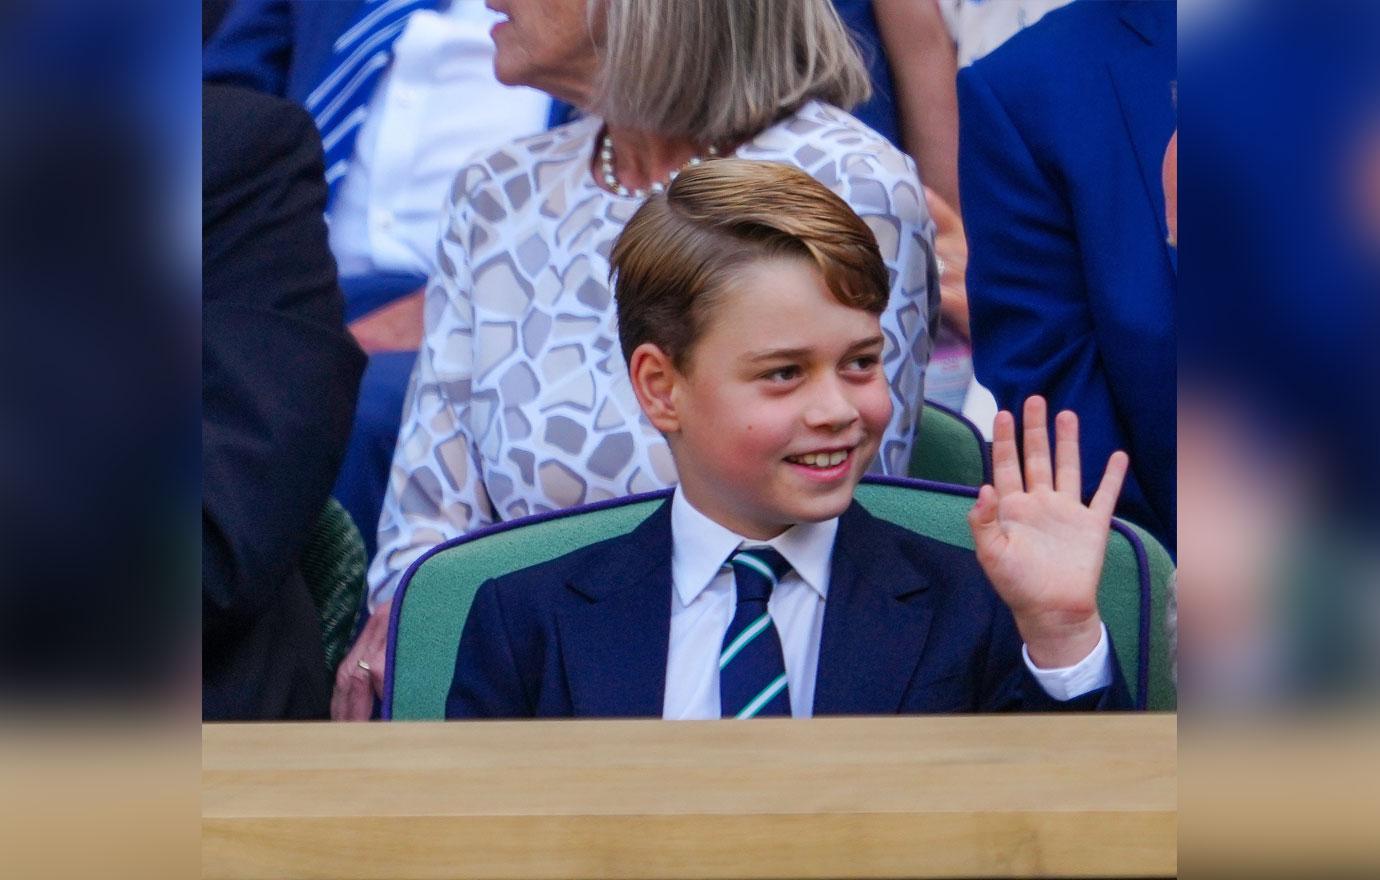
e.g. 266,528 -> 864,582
968,397 -> 1129,666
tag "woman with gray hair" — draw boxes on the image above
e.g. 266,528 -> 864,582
333,0 -> 939,718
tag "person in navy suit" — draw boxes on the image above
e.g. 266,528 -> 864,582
447,161 -> 1132,720
958,0 -> 1176,554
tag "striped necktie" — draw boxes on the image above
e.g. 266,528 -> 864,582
306,0 -> 438,204
719,547 -> 793,719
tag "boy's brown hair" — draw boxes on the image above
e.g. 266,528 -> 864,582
610,159 -> 889,371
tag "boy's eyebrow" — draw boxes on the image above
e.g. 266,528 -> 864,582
743,334 -> 885,363
842,334 -> 886,353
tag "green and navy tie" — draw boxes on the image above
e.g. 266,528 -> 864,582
719,547 -> 793,718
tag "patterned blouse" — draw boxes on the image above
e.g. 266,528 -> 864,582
367,100 -> 938,605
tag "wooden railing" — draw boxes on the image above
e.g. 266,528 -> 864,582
204,714 -> 1176,879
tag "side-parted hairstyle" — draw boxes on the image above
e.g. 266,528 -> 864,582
593,0 -> 871,144
610,159 -> 889,372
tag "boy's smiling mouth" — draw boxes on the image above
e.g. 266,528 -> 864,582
784,446 -> 854,469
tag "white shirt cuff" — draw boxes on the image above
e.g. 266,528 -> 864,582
1021,623 -> 1113,701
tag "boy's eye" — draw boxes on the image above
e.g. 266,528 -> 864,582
762,365 -> 802,383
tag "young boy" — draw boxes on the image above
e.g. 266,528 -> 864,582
446,160 -> 1132,719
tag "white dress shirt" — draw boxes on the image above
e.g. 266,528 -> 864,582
327,1 -> 550,278
662,489 -> 1112,719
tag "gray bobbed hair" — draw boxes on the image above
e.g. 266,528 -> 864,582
589,0 -> 872,144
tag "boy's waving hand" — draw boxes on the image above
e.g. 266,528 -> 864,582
969,396 -> 1129,669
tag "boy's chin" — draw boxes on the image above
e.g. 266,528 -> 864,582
780,486 -> 859,525
729,490 -> 857,539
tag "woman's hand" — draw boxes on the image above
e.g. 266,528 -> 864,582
924,186 -> 970,341
968,396 -> 1129,668
330,598 -> 391,720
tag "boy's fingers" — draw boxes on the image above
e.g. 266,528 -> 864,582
968,484 -> 997,522
1022,396 -> 1053,491
1089,451 -> 1130,520
1054,409 -> 1081,496
990,410 -> 1023,497
968,484 -> 1002,547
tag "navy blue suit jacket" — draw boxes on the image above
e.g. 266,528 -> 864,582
959,1 -> 1176,553
446,501 -> 1130,718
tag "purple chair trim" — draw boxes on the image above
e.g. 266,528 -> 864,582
861,472 -> 980,497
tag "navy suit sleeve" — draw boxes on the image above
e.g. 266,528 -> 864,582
958,63 -> 1150,523
203,0 -> 293,95
446,581 -> 534,719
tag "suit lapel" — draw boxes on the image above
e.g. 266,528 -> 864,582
1108,0 -> 1178,276
813,503 -> 934,715
557,502 -> 673,717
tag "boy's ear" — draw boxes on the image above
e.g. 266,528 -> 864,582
628,342 -> 681,434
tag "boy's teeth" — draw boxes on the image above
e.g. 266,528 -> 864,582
792,450 -> 848,467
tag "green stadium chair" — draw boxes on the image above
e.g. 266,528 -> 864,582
384,477 -> 1175,718
909,402 -> 991,487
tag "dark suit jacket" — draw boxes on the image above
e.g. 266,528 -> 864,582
959,0 -> 1176,553
202,84 -> 366,720
447,501 -> 1130,718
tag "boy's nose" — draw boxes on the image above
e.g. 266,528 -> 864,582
803,379 -> 860,431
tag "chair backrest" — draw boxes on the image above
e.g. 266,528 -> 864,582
300,497 -> 367,674
385,477 -> 1175,719
909,402 -> 991,487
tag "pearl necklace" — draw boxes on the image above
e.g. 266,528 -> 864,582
599,131 -> 720,198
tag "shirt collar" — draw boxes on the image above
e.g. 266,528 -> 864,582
670,487 -> 837,608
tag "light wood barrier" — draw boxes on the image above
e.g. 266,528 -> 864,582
203,714 -> 1176,879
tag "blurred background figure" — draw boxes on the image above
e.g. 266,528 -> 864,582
0,1 -> 193,710
939,0 -> 1071,69
1178,0 -> 1380,710
204,0 -> 552,557
202,83 -> 364,720
335,0 -> 939,719
867,0 -> 966,415
868,0 -> 1071,422
1178,6 -> 1380,872
204,0 -> 233,42
1163,129 -> 1177,249
959,0 -> 1176,553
